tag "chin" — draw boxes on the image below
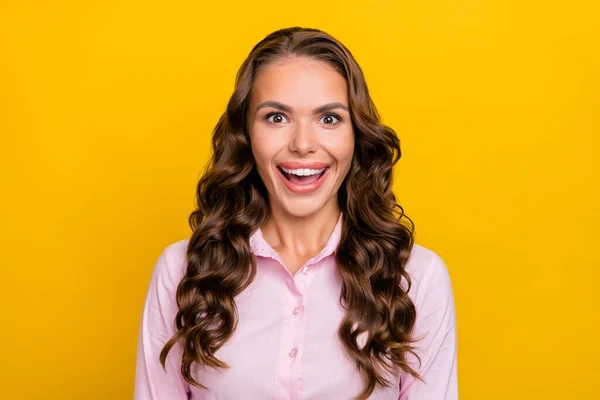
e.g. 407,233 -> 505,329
274,198 -> 326,218
278,191 -> 341,218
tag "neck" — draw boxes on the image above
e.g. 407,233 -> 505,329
260,199 -> 341,257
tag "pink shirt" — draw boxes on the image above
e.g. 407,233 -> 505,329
134,214 -> 458,399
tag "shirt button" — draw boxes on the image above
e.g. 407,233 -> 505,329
301,266 -> 310,275
292,306 -> 303,316
288,348 -> 298,358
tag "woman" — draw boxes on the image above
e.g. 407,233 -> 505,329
134,27 -> 457,400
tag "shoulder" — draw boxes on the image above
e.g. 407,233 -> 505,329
163,238 -> 190,266
403,243 -> 454,307
151,238 -> 190,287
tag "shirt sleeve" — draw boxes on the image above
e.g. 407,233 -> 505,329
398,251 -> 458,400
134,246 -> 191,400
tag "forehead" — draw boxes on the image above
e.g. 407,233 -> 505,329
249,57 -> 348,107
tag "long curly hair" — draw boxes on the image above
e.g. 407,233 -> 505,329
160,26 -> 421,400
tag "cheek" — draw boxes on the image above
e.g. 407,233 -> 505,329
251,146 -> 268,175
250,132 -> 278,172
332,130 -> 355,168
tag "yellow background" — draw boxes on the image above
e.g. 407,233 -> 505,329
1,1 -> 598,399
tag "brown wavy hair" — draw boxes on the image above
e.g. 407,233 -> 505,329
160,26 -> 421,400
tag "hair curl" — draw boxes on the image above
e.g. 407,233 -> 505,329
160,26 -> 421,400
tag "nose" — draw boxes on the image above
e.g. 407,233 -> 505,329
288,119 -> 318,154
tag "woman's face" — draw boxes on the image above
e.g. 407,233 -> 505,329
247,56 -> 355,218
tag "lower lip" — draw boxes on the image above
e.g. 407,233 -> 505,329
277,167 -> 330,194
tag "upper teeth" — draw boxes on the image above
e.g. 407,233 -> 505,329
281,167 -> 326,176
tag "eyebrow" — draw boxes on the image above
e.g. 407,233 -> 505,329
255,101 -> 349,114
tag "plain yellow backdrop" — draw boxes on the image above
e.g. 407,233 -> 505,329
1,1 -> 598,399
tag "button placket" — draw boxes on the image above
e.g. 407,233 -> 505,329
275,283 -> 305,400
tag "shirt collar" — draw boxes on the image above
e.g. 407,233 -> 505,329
249,211 -> 343,262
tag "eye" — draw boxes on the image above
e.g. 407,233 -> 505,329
265,112 -> 289,124
319,113 -> 342,126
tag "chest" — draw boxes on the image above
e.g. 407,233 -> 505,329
187,257 -> 400,400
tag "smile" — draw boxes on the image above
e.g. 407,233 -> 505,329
277,166 -> 330,194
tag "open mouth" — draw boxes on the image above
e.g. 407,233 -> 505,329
277,166 -> 329,185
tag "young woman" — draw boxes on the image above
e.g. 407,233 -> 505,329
134,27 -> 457,400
